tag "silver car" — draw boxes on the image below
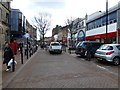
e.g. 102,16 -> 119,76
95,44 -> 120,65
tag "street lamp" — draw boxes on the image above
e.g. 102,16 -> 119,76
106,0 -> 108,43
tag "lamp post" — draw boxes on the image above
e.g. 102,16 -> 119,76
106,0 -> 108,43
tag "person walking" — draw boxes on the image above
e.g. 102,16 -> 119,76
10,39 -> 18,55
3,42 -> 14,71
86,43 -> 92,61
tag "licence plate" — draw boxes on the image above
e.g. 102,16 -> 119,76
97,58 -> 102,60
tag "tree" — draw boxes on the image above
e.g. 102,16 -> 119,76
65,17 -> 75,48
34,12 -> 51,48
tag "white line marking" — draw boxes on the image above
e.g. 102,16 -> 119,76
96,65 -> 118,76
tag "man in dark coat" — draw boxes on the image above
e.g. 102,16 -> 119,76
3,42 -> 14,71
86,42 -> 92,61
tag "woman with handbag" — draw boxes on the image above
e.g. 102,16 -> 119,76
3,42 -> 14,71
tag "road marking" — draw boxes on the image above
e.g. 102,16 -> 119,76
96,65 -> 118,76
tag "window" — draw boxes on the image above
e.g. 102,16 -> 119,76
19,13 -> 22,19
95,18 -> 101,27
107,46 -> 113,50
5,2 -> 9,9
102,16 -> 106,25
6,13 -> 9,24
108,11 -> 117,21
116,45 -> 120,50
87,21 -> 96,30
100,45 -> 113,50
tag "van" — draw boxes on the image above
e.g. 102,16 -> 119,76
75,41 -> 103,57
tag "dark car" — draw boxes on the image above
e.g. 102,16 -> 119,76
75,41 -> 103,57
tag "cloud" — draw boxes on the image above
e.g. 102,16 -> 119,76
35,2 -> 64,9
31,0 -> 65,9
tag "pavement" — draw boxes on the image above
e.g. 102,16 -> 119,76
1,47 -> 78,89
1,47 -> 118,89
1,47 -> 119,89
2,48 -> 37,89
0,51 -> 2,90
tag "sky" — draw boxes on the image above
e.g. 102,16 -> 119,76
11,0 -> 120,39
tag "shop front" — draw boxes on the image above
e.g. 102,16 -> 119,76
77,30 -> 85,42
86,31 -> 117,43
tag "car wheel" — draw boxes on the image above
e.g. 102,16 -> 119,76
113,57 -> 120,66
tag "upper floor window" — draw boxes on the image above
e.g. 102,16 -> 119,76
6,13 -> 9,24
5,2 -> 9,9
95,18 -> 102,27
101,16 -> 106,25
109,11 -> 117,21
19,13 -> 22,19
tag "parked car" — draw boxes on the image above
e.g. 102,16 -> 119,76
75,41 -> 103,57
48,42 -> 62,54
95,44 -> 120,65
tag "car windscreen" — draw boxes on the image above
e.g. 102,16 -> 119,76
51,43 -> 60,46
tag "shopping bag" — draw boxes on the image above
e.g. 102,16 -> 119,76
85,51 -> 87,56
8,59 -> 17,66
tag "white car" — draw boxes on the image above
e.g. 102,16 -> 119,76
49,42 -> 62,54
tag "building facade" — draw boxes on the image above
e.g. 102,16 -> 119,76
86,2 -> 120,44
61,26 -> 68,45
0,1 -> 11,60
52,25 -> 62,41
0,1 -> 11,52
67,18 -> 86,47
10,9 -> 24,41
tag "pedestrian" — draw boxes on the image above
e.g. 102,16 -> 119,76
24,44 -> 27,55
85,43 -> 92,61
3,42 -> 14,71
10,39 -> 18,55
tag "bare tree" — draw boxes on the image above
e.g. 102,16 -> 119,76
65,17 -> 75,48
34,12 -> 51,48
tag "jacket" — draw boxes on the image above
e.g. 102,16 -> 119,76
3,47 -> 14,64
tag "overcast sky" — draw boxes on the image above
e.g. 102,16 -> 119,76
11,0 -> 120,38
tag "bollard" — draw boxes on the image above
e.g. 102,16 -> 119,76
12,57 -> 15,72
20,46 -> 23,64
26,38 -> 29,59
